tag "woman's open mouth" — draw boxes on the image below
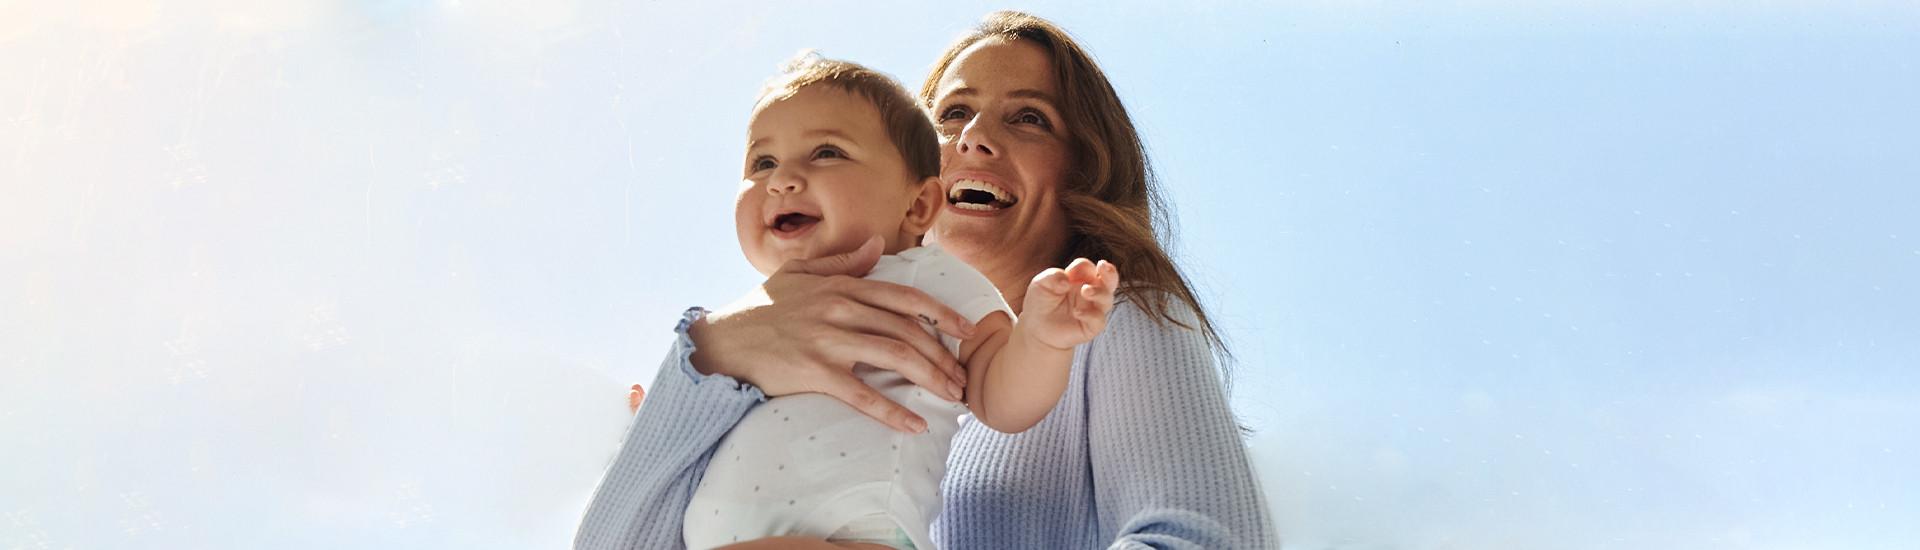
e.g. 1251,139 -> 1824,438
947,179 -> 1018,212
770,212 -> 821,238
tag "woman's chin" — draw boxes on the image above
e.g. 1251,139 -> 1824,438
930,223 -> 1005,262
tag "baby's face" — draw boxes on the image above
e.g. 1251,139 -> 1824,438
736,86 -> 923,275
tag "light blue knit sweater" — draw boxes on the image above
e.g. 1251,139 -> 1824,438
574,297 -> 1277,549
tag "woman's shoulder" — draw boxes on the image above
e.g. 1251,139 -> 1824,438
1090,288 -> 1212,358
1083,288 -> 1234,412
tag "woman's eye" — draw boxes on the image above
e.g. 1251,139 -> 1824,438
1013,109 -> 1051,128
938,105 -> 971,122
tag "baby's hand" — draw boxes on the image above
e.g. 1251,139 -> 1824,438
1020,258 -> 1120,350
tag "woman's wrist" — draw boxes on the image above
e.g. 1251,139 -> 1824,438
683,307 -> 726,377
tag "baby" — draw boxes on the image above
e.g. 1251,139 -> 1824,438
682,54 -> 1120,550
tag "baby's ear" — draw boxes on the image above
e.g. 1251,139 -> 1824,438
902,176 -> 943,235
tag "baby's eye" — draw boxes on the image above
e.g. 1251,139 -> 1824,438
749,156 -> 776,173
937,104 -> 972,122
812,146 -> 847,161
1011,109 -> 1051,129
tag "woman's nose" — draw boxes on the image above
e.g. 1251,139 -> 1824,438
955,118 -> 998,157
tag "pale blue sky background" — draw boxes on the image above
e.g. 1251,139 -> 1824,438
3,1 -> 1917,549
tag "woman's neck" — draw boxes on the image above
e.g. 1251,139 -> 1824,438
981,259 -> 1046,316
943,235 -> 1062,317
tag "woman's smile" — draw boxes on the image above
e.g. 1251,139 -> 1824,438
943,172 -> 1021,216
945,177 -> 1019,213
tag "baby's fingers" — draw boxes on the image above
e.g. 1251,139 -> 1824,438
1028,267 -> 1071,298
1076,283 -> 1115,320
1064,257 -> 1099,284
1076,262 -> 1119,319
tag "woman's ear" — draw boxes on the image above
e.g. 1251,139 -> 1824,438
901,176 -> 943,235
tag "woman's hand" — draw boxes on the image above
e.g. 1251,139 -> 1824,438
715,536 -> 895,550
688,236 -> 977,433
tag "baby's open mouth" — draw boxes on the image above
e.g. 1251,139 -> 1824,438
771,212 -> 821,236
948,179 -> 1017,211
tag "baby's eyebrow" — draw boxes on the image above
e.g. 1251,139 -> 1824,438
801,128 -> 855,142
748,128 -> 858,149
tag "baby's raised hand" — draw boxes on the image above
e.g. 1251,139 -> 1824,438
1020,258 -> 1121,350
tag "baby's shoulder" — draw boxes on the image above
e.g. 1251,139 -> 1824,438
874,245 -> 1008,323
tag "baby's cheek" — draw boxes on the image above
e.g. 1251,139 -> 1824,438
737,235 -> 781,276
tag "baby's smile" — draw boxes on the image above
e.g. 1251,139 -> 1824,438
769,210 -> 822,238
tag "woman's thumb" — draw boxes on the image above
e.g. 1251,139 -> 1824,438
784,235 -> 884,277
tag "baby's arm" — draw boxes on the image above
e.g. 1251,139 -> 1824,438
959,258 -> 1120,433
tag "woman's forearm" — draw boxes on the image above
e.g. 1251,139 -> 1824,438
575,309 -> 765,550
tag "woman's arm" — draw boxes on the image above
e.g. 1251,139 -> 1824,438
1086,300 -> 1279,549
693,236 -> 976,432
577,240 -> 978,549
575,308 -> 764,550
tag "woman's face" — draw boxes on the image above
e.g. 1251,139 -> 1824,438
927,37 -> 1073,282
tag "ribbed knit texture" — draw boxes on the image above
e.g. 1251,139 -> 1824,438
575,299 -> 1278,549
573,308 -> 766,550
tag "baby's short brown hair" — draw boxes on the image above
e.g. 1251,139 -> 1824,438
756,51 -> 940,181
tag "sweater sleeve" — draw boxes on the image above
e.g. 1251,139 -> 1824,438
574,307 -> 766,550
1086,300 -> 1279,549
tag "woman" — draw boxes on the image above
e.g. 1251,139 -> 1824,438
577,11 -> 1275,549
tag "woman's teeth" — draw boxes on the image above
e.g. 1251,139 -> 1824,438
947,179 -> 1016,210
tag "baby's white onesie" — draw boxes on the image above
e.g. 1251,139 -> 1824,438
683,244 -> 1010,550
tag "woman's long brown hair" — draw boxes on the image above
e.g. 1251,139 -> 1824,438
920,11 -> 1234,365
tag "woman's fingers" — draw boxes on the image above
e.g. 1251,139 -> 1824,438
832,332 -> 964,402
779,235 -> 885,278
829,275 -> 976,340
702,254 -> 974,409
813,366 -> 928,434
827,301 -> 967,390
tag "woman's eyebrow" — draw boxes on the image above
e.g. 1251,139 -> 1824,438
1006,89 -> 1056,103
941,86 -> 1054,102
